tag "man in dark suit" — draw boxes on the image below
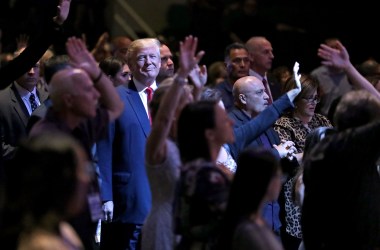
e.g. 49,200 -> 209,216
97,38 -> 161,250
246,36 -> 282,103
214,42 -> 250,112
228,75 -> 297,239
0,58 -> 49,161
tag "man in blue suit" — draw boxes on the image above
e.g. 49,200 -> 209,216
97,38 -> 161,250
228,75 -> 298,240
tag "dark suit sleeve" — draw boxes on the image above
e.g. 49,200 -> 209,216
0,19 -> 64,89
229,94 -> 294,159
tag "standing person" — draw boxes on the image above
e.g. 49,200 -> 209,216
274,74 -> 332,163
0,49 -> 49,161
99,56 -> 131,87
217,147 -> 285,250
228,75 -> 298,239
29,37 -> 124,250
97,38 -> 161,250
310,37 -> 353,117
0,132 -> 91,250
214,42 -> 250,111
302,90 -> 380,250
156,43 -> 175,85
142,35 -> 204,250
246,36 -> 281,103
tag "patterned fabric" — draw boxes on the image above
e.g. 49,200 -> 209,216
29,93 -> 38,112
175,159 -> 231,250
283,177 -> 302,238
274,113 -> 332,153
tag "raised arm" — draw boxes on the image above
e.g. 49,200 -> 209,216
146,36 -> 204,165
317,41 -> 380,100
66,37 -> 124,121
0,0 -> 71,89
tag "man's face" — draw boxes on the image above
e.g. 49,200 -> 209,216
226,49 -> 250,81
16,62 -> 40,91
129,45 -> 161,85
70,71 -> 100,118
243,81 -> 269,115
159,45 -> 175,78
250,40 -> 274,72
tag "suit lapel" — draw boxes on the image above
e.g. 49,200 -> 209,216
126,81 -> 151,137
10,84 -> 29,126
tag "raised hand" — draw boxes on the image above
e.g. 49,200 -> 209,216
66,37 -> 100,79
286,61 -> 302,102
189,64 -> 207,89
318,41 -> 350,70
177,35 -> 205,78
53,0 -> 72,25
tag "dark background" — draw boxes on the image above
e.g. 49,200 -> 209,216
0,0 -> 377,73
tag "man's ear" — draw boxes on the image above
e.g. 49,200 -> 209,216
239,93 -> 246,105
63,93 -> 73,108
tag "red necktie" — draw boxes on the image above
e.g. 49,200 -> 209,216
262,78 -> 273,105
146,87 -> 153,124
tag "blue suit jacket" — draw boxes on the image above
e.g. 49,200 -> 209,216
228,94 -> 295,235
97,81 -> 151,224
228,94 -> 293,161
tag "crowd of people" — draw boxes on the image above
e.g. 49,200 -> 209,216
0,0 -> 380,250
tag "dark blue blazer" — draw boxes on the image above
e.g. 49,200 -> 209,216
97,81 -> 151,224
228,94 -> 293,161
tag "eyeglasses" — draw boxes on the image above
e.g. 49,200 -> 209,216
302,96 -> 320,103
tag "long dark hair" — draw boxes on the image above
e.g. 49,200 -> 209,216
177,100 -> 218,164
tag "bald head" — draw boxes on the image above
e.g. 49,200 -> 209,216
233,76 -> 269,116
49,68 -> 88,109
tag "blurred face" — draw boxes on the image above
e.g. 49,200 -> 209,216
242,81 -> 269,115
226,48 -> 250,81
16,62 -> 40,91
159,45 -> 175,78
129,45 -> 161,85
113,37 -> 132,63
212,104 -> 235,145
295,90 -> 319,118
112,64 -> 131,87
69,71 -> 101,118
250,40 -> 274,73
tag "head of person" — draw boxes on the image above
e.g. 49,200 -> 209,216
232,76 -> 269,116
43,54 -> 71,84
49,68 -> 100,121
334,89 -> 380,131
99,56 -> 131,87
357,58 -> 380,78
111,35 -> 133,63
271,65 -> 291,86
5,132 -> 91,222
207,61 -> 228,86
177,100 -> 234,163
126,38 -> 161,86
200,87 -> 225,109
283,74 -> 320,118
245,36 -> 274,76
149,78 -> 193,138
365,75 -> 380,93
218,147 -> 281,249
157,44 -> 175,84
14,48 -> 40,92
224,42 -> 250,83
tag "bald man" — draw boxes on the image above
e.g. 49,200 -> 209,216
28,37 -> 123,250
228,75 -> 298,240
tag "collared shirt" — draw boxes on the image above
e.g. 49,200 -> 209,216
134,79 -> 158,118
14,82 -> 40,115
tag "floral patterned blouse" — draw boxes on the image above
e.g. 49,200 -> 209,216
274,113 -> 332,153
